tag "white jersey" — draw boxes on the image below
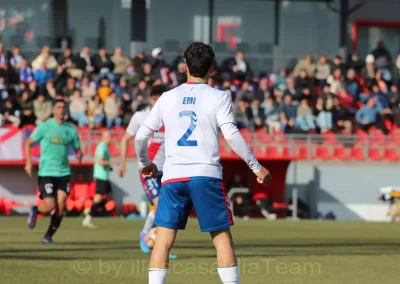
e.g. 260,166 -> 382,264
141,82 -> 235,183
126,108 -> 166,171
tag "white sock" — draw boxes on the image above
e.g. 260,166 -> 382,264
218,266 -> 239,284
143,210 -> 155,234
83,215 -> 92,223
149,268 -> 168,284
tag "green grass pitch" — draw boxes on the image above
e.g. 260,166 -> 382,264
0,217 -> 400,284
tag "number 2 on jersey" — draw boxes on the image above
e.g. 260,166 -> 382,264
177,111 -> 198,146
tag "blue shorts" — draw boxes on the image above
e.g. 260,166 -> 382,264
154,178 -> 234,232
141,172 -> 163,205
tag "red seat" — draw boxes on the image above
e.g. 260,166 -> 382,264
255,130 -> 270,143
350,147 -> 364,160
266,146 -> 279,159
314,146 -> 330,160
298,146 -> 309,159
127,144 -> 136,157
333,146 -> 348,160
322,132 -> 338,145
273,202 -> 289,209
384,148 -> 397,161
108,143 -> 119,157
282,146 -> 291,158
369,148 -> 382,161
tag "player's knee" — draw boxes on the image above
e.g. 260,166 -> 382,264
57,203 -> 65,215
93,194 -> 103,203
211,229 -> 234,249
42,199 -> 56,213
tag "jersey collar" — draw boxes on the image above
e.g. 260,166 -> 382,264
185,82 -> 207,85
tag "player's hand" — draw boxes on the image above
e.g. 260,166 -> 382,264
118,165 -> 127,178
76,151 -> 83,163
25,162 -> 32,177
140,163 -> 158,178
255,167 -> 272,185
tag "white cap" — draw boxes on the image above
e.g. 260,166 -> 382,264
152,47 -> 162,57
366,54 -> 375,63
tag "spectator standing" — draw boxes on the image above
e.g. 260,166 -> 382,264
33,93 -> 51,125
372,41 -> 391,70
295,98 -> 316,132
104,92 -> 122,129
347,52 -> 364,75
222,50 -> 252,82
69,90 -> 89,127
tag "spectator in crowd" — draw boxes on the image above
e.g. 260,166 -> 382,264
104,92 -> 122,129
263,96 -> 281,133
332,96 -> 352,134
28,80 -> 39,100
87,95 -> 105,129
10,46 -> 24,69
115,77 -> 131,98
347,52 -> 364,75
337,87 -> 354,111
111,47 -> 131,81
58,47 -> 83,80
63,77 -> 77,98
327,68 -> 344,95
19,59 -> 34,85
314,97 -> 332,133
0,97 -> 19,127
227,174 -> 251,219
133,80 -> 150,98
294,54 -> 315,78
80,76 -> 97,102
78,46 -> 95,74
132,48 -> 148,70
31,46 -> 57,71
315,55 -> 331,86
121,90 -> 134,125
320,83 -> 334,111
255,78 -> 272,102
19,90 -> 36,127
283,77 -> 299,104
98,78 -> 113,102
34,62 -> 54,89
234,98 -> 253,129
33,93 -> 52,125
372,41 -> 391,70
170,61 -> 187,87
295,69 -> 312,96
44,79 -> 57,100
356,97 -> 381,132
149,47 -> 166,75
123,63 -> 141,86
69,90 -> 89,127
222,50 -> 252,82
140,63 -> 157,85
361,54 -> 376,88
274,68 -> 288,95
280,94 -> 296,133
235,81 -> 254,103
344,68 -> 360,99
92,48 -> 114,81
330,55 -> 345,75
251,99 -> 266,130
0,43 -> 9,71
296,98 -> 316,132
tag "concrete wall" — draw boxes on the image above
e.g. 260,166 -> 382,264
286,161 -> 396,222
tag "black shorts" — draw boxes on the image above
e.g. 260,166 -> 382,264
38,175 -> 71,200
95,179 -> 112,195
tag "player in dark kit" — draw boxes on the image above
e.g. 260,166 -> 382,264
25,99 -> 83,244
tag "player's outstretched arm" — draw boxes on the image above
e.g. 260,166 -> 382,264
118,132 -> 134,178
220,123 -> 272,185
135,125 -> 158,178
24,137 -> 35,177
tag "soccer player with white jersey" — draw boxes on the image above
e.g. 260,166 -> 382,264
118,85 -> 176,259
135,42 -> 272,284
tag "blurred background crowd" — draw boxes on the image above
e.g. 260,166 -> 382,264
1,41 -> 400,135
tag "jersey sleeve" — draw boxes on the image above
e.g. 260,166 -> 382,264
216,92 -> 235,127
143,98 -> 163,132
126,113 -> 141,136
71,127 -> 81,149
30,123 -> 46,142
95,143 -> 106,158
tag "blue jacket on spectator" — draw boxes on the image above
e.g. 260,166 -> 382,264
356,105 -> 379,124
372,92 -> 388,109
34,69 -> 54,88
19,67 -> 33,83
280,103 -> 297,120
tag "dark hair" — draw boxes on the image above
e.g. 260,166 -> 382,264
183,42 -> 215,78
150,85 -> 166,97
53,99 -> 66,107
